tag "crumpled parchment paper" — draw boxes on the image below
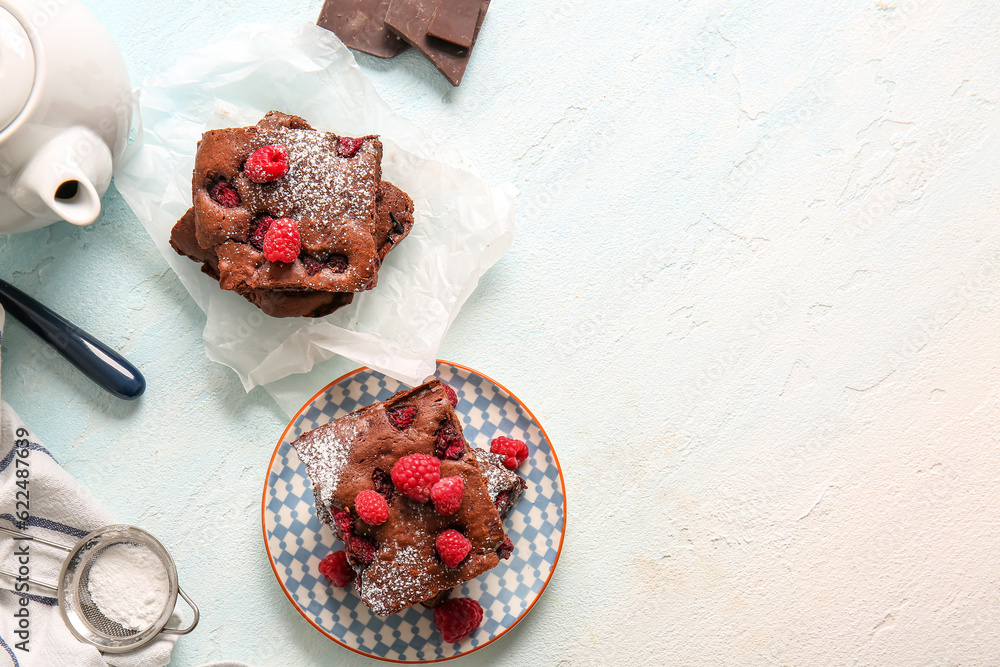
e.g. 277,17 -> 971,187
115,23 -> 515,411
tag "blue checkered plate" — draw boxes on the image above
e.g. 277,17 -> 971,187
262,361 -> 566,662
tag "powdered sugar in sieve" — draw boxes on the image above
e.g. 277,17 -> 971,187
86,543 -> 170,632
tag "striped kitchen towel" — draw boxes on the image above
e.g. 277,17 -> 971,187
0,309 -> 179,667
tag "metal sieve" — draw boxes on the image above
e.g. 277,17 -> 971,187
0,524 -> 198,653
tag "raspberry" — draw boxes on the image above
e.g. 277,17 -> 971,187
262,217 -> 300,263
430,476 -> 464,515
490,436 -> 528,470
330,506 -> 354,537
390,454 -> 440,502
435,529 -> 471,568
346,535 -> 376,567
301,254 -> 324,275
327,254 -> 348,273
372,468 -> 395,503
443,384 -> 458,407
302,254 -> 349,275
336,136 -> 364,158
354,490 -> 389,525
318,550 -> 354,587
434,423 -> 464,460
494,490 -> 509,512
387,406 -> 417,430
497,536 -> 514,560
433,598 -> 483,643
209,180 -> 241,208
245,144 -> 289,183
249,216 -> 273,250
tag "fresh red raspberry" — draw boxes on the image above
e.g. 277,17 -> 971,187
390,453 -> 440,502
318,550 -> 354,587
443,384 -> 458,407
354,490 -> 389,525
209,180 -> 241,207
435,529 -> 471,568
249,216 -> 273,250
372,468 -> 395,503
346,535 -> 376,567
434,423 -> 464,460
245,144 -> 289,183
490,436 -> 528,470
433,598 -> 483,643
336,136 -> 364,158
262,217 -> 300,263
430,476 -> 464,516
387,406 -> 417,430
497,536 -> 514,560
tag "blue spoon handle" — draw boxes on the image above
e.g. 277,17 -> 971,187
0,279 -> 145,400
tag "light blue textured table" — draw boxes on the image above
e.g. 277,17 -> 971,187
3,1 -> 1000,665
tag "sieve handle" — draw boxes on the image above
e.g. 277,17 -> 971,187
0,524 -> 73,552
159,585 -> 199,636
0,568 -> 58,593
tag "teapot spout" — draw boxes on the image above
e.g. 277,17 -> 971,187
12,127 -> 114,227
46,175 -> 102,226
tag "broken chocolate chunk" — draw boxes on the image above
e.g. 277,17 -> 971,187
428,0 -> 483,49
384,0 -> 490,86
317,0 -> 410,59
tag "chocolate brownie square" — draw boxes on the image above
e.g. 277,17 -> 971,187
293,380 -> 506,616
193,111 -> 383,294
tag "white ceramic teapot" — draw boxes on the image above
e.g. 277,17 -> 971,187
0,0 -> 132,233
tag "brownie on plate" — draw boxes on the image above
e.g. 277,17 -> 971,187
293,380 -> 506,616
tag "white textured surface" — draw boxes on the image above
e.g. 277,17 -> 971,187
0,0 -> 998,665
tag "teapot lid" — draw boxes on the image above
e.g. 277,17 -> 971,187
0,7 -> 35,132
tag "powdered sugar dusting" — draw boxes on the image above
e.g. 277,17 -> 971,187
243,128 -> 379,243
475,448 -> 515,501
294,418 -> 362,525
358,544 -> 434,617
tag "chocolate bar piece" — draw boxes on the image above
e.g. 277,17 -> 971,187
384,0 -> 490,86
427,0 -> 482,49
318,0 -> 410,59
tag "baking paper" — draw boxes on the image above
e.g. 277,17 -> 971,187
115,23 -> 515,412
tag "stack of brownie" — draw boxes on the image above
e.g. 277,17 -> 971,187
169,111 -> 414,318
317,0 -> 490,86
294,380 -> 526,617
